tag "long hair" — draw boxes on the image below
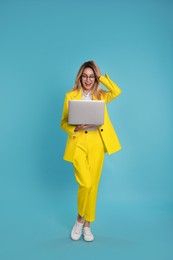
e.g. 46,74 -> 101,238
72,61 -> 102,99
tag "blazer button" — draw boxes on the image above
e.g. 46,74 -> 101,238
85,131 -> 88,134
101,129 -> 103,132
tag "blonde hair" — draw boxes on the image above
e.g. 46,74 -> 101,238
72,61 -> 102,99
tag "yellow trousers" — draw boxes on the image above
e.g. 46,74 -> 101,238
73,129 -> 105,222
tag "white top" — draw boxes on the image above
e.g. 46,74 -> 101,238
82,90 -> 92,100
82,90 -> 98,131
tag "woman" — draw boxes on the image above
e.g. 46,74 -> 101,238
60,61 -> 122,242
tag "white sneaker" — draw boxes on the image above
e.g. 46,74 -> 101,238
71,220 -> 84,241
83,227 -> 94,242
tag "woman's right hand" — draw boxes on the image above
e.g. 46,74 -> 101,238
74,124 -> 95,132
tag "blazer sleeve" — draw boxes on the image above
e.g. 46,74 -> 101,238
60,93 -> 77,138
99,73 -> 122,103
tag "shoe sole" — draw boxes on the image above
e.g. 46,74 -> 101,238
82,234 -> 94,242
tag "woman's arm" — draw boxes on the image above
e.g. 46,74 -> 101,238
99,73 -> 122,103
60,93 -> 77,137
93,61 -> 121,103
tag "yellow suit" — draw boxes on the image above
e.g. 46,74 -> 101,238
61,73 -> 122,162
60,73 -> 122,222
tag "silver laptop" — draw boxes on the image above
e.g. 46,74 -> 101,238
68,100 -> 105,125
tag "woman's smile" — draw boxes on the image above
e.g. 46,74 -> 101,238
84,82 -> 92,88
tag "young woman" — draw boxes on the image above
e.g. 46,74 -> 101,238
60,61 -> 122,242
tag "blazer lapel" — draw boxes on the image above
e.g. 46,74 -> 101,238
71,89 -> 100,100
92,95 -> 97,100
71,89 -> 82,100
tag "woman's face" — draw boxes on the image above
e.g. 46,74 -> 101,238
81,67 -> 95,92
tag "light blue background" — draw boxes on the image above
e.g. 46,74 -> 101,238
0,0 -> 173,259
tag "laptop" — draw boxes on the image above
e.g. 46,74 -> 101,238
68,100 -> 105,125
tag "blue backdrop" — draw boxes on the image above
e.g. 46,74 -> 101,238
0,1 -> 172,259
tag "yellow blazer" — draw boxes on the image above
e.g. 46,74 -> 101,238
60,73 -> 122,162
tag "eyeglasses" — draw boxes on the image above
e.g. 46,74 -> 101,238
81,74 -> 95,81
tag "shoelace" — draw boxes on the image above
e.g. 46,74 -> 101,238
84,228 -> 92,236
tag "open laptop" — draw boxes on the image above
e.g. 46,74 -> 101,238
68,100 -> 105,125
